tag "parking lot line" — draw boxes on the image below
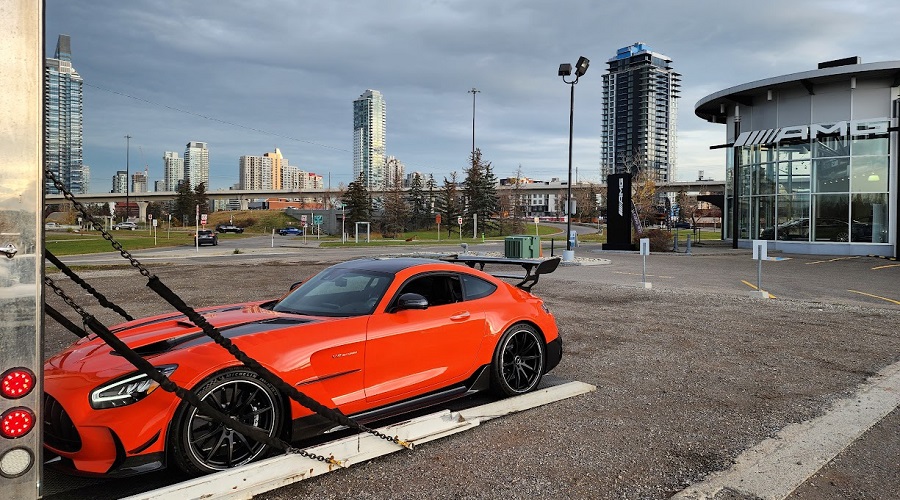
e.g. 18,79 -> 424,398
613,271 -> 673,279
805,256 -> 860,265
740,280 -> 777,299
847,289 -> 900,306
871,263 -> 900,270
674,361 -> 900,500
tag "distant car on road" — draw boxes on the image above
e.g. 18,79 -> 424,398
194,229 -> 218,246
673,221 -> 692,229
215,224 -> 244,234
278,227 -> 302,236
44,222 -> 62,230
112,221 -> 138,231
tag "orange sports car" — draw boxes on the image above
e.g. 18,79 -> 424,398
43,257 -> 562,476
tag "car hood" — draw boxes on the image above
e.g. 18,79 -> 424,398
44,302 -> 323,375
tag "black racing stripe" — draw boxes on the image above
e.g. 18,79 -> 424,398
114,317 -> 317,357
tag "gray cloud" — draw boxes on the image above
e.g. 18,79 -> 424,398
46,0 -> 900,190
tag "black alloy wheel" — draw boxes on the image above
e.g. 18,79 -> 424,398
169,369 -> 283,475
490,324 -> 545,397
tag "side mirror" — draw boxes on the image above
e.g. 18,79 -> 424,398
289,281 -> 303,291
394,293 -> 428,312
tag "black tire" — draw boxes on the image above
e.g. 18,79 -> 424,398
490,323 -> 545,397
168,368 -> 284,475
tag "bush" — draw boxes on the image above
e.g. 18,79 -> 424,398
634,229 -> 672,252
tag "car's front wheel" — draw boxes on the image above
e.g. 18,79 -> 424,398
490,323 -> 545,397
169,369 -> 284,475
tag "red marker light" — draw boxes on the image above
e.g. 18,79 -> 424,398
1,408 -> 35,438
1,368 -> 36,399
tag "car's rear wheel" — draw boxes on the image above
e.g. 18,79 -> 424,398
490,323 -> 545,397
169,369 -> 284,475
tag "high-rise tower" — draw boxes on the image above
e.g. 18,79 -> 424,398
45,34 -> 86,194
163,151 -> 184,191
184,141 -> 209,189
600,43 -> 681,181
353,90 -> 386,192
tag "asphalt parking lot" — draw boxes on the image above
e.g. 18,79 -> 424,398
43,238 -> 900,499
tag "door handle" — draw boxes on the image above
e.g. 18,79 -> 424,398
449,311 -> 470,321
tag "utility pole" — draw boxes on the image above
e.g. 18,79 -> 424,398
125,134 -> 131,221
468,87 -> 480,238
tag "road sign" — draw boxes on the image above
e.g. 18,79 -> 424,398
200,214 -> 207,224
435,214 -> 441,224
457,216 -> 463,225
301,214 -> 307,222
313,215 -> 323,225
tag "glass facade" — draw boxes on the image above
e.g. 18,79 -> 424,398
353,89 -> 386,192
44,35 -> 85,194
731,126 -> 890,244
600,43 -> 680,181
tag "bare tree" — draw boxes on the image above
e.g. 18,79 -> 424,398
632,168 -> 659,227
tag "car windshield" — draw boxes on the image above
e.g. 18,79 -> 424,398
272,267 -> 393,317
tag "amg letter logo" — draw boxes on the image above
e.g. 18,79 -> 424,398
618,178 -> 624,217
734,118 -> 890,147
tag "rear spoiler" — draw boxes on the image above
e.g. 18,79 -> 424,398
441,255 -> 561,291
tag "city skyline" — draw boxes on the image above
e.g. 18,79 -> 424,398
45,1 -> 900,192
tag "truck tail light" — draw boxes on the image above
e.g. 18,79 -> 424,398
1,408 -> 36,439
1,368 -> 36,399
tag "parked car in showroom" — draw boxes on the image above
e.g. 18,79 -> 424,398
194,229 -> 218,246
111,221 -> 138,231
759,218 -> 872,242
215,224 -> 244,234
42,256 -> 562,476
278,226 -> 302,236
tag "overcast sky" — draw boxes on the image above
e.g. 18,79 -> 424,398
46,0 -> 900,192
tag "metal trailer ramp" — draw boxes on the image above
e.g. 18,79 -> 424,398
124,379 -> 595,500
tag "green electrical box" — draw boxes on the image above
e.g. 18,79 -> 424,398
504,235 -> 540,258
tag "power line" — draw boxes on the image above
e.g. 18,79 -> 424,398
84,82 -> 351,153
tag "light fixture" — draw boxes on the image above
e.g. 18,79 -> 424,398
574,56 -> 590,77
868,173 -> 880,182
558,56 -> 590,261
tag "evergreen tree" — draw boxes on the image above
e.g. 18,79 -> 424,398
194,182 -> 210,215
341,173 -> 372,226
439,172 -> 461,236
462,149 -> 499,232
173,181 -> 196,226
407,173 -> 427,230
381,176 -> 409,237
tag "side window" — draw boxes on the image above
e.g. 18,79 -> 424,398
399,274 -> 462,306
460,273 -> 497,300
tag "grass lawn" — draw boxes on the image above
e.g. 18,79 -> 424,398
44,229 -> 247,255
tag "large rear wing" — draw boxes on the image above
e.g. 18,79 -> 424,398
441,255 -> 561,291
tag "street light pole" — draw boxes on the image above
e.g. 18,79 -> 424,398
558,57 -> 589,261
468,87 -> 480,239
124,134 -> 131,221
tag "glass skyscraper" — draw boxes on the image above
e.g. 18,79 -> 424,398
353,89 -> 386,192
184,141 -> 209,190
45,34 -> 85,194
601,43 -> 681,182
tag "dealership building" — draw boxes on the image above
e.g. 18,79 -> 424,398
695,59 -> 899,258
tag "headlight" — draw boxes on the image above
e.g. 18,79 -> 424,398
89,365 -> 177,410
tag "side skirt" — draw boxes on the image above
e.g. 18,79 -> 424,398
290,365 -> 491,442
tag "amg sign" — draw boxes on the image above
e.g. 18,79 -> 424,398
604,173 -> 633,251
733,118 -> 891,147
